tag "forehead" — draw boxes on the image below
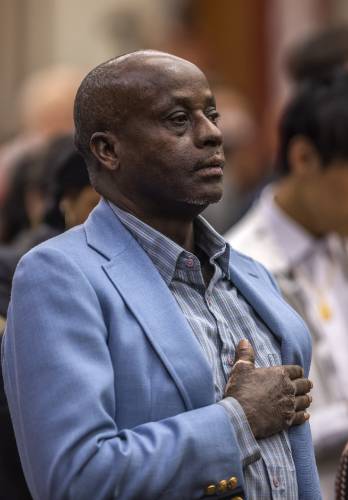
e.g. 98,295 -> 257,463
120,57 -> 214,111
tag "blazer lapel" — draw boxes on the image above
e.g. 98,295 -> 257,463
229,249 -> 312,373
85,200 -> 215,410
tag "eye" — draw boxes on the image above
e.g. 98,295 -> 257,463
207,110 -> 220,125
168,112 -> 188,126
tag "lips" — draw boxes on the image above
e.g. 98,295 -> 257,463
194,155 -> 225,175
195,156 -> 225,169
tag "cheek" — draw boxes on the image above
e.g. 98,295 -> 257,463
330,180 -> 348,205
147,133 -> 195,162
322,185 -> 348,223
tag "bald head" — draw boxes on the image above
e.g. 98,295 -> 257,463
73,50 -> 202,167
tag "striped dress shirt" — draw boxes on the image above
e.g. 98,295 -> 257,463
110,201 -> 298,500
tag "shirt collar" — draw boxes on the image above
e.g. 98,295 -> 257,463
108,201 -> 230,285
194,216 -> 231,278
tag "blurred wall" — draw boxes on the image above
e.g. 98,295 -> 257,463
332,0 -> 348,21
267,0 -> 325,107
0,0 -> 170,141
0,0 -> 54,139
189,0 -> 267,118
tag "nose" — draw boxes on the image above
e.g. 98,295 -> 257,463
193,114 -> 223,149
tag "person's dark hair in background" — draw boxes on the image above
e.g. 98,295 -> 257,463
0,134 -> 99,257
277,71 -> 348,177
0,153 -> 44,245
286,25 -> 348,83
0,136 -> 72,245
44,136 -> 98,230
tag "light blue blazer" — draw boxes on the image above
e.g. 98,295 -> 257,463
2,199 -> 321,500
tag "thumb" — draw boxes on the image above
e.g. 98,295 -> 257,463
233,339 -> 255,368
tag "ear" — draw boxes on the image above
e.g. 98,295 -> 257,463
89,132 -> 119,171
287,136 -> 321,177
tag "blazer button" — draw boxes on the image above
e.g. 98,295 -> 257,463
217,479 -> 228,494
204,484 -> 216,496
231,496 -> 244,500
228,476 -> 238,490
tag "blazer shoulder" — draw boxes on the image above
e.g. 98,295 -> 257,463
22,225 -> 89,263
14,225 -> 98,287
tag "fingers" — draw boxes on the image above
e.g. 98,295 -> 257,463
233,339 -> 255,368
283,365 -> 304,380
291,411 -> 310,426
295,394 -> 312,411
293,378 -> 313,396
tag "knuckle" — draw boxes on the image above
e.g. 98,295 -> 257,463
286,393 -> 295,406
284,380 -> 295,395
282,407 -> 295,421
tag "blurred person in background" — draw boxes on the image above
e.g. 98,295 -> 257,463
0,134 -> 99,317
226,72 -> 348,499
262,24 -> 348,196
203,87 -> 271,233
0,135 -> 98,500
286,25 -> 348,85
17,66 -> 84,139
0,148 -> 48,246
335,441 -> 348,499
0,65 -> 84,205
43,136 -> 100,232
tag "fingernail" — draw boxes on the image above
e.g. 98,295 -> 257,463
309,380 -> 313,389
304,412 -> 310,420
239,339 -> 249,348
309,396 -> 312,403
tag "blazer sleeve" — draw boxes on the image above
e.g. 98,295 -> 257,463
2,246 -> 244,500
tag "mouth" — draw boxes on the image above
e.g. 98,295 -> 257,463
194,156 -> 225,177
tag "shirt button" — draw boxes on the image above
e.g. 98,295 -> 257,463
185,258 -> 194,268
273,477 -> 280,488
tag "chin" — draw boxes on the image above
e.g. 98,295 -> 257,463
184,187 -> 223,206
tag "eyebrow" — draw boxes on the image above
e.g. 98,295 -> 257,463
156,92 -> 217,112
177,92 -> 215,105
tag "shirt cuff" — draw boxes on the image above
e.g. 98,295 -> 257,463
218,397 -> 262,467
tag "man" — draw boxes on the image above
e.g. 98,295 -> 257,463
226,72 -> 348,498
2,51 -> 319,500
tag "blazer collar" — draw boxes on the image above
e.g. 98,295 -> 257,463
84,198 -> 134,260
229,248 -> 311,373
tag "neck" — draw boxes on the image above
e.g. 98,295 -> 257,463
134,210 -> 196,251
274,179 -> 322,237
107,193 -> 198,252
